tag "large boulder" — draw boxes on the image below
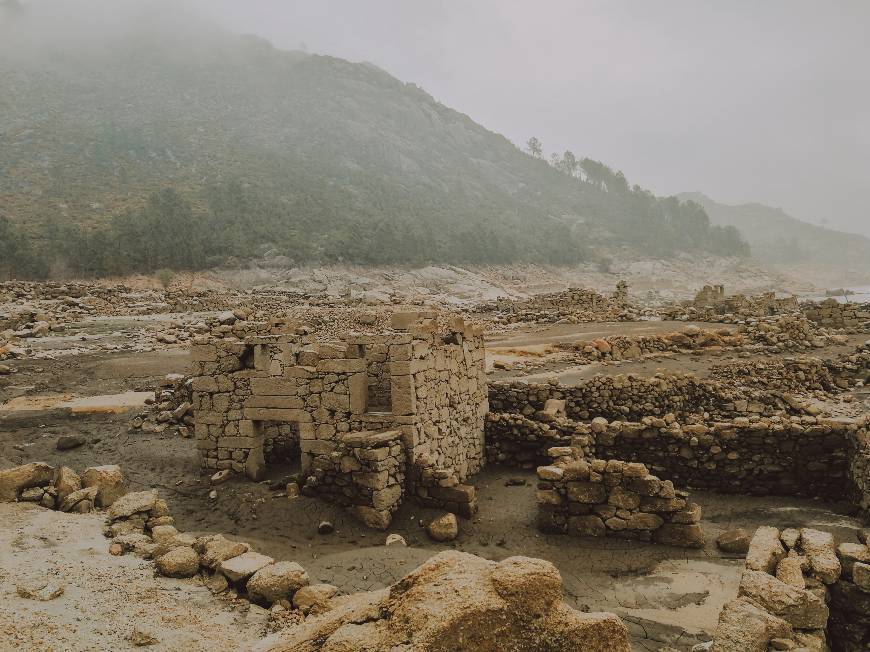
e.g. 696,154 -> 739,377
107,490 -> 157,520
292,584 -> 339,615
53,466 -> 81,502
220,551 -> 274,584
0,463 -> 55,501
155,546 -> 200,578
196,534 -> 250,570
745,526 -> 786,574
247,561 -> 310,604
711,597 -> 792,652
738,570 -> 828,629
716,528 -> 751,554
254,550 -> 630,652
81,465 -> 126,507
799,528 -> 841,584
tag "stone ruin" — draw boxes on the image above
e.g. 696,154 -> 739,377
190,312 -> 488,528
802,297 -> 870,331
666,284 -> 800,321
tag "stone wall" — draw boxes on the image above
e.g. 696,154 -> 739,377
848,418 -> 870,517
303,429 -> 405,530
488,374 -> 791,423
485,411 -> 593,469
592,416 -> 856,499
830,529 -> 870,651
478,286 -> 628,325
802,298 -> 870,330
535,441 -> 704,547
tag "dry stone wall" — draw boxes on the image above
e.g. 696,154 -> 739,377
536,441 -> 704,547
802,298 -> 870,331
303,429 -> 405,530
592,416 -> 856,499
489,373 -> 793,423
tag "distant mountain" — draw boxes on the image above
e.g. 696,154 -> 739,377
0,5 -> 747,278
679,192 -> 870,280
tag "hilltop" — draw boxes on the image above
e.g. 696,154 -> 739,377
0,5 -> 746,278
680,192 -> 870,284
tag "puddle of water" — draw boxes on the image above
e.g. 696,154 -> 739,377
609,558 -> 740,633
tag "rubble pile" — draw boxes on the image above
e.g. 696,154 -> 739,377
0,462 -> 125,513
739,314 -> 845,352
662,286 -> 799,322
708,525 -> 868,652
129,374 -> 194,436
476,286 -> 633,325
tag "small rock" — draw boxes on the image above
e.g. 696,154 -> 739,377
210,469 -> 231,485
286,482 -> 300,499
426,513 -> 459,542
208,490 -> 218,500
128,629 -> 159,647
385,533 -> 407,547
55,435 -> 85,451
317,520 -> 334,535
109,543 -> 124,556
16,580 -> 65,601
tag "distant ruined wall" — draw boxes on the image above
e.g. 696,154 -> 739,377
488,374 -> 798,423
802,298 -> 870,330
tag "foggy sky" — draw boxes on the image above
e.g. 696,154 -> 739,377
191,0 -> 870,237
4,0 -> 868,237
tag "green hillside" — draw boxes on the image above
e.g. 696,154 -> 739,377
0,4 -> 747,278
679,192 -> 870,277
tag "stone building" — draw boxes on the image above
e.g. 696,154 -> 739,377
190,312 -> 488,527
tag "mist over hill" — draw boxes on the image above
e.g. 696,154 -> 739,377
0,0 -> 748,279
680,192 -> 870,283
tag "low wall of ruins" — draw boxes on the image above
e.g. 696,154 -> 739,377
488,374 -> 791,423
536,443 -> 704,547
303,429 -> 406,530
486,405 -> 870,509
802,298 -> 870,330
591,417 -> 857,499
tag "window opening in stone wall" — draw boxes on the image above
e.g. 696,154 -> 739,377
361,344 -> 392,413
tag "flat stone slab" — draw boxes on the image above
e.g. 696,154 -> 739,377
219,551 -> 274,583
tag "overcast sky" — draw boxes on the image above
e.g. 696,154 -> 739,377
189,0 -> 869,236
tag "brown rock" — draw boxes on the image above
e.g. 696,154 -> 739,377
247,561 -> 310,604
652,523 -> 705,548
426,513 -> 459,542
155,546 -> 200,578
81,465 -> 126,507
0,462 -> 55,501
717,528 -> 751,554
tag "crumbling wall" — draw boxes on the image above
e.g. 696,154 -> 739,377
535,442 -> 704,547
303,429 -> 405,530
802,298 -> 870,330
191,313 -> 488,523
710,526 -> 841,651
592,417 -> 855,499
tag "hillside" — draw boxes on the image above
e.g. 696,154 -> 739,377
679,192 -> 870,282
0,4 -> 747,278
